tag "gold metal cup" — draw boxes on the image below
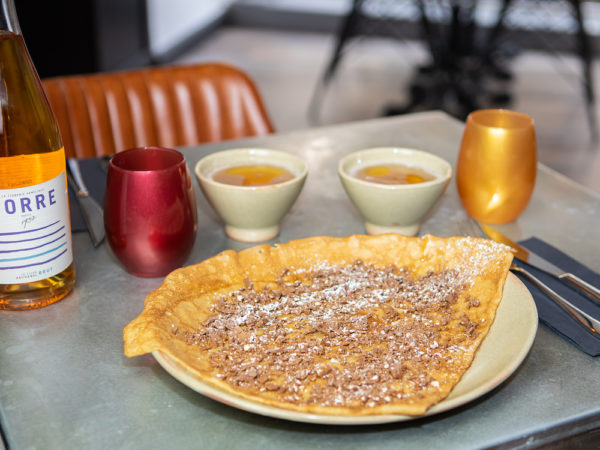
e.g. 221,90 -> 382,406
456,109 -> 537,224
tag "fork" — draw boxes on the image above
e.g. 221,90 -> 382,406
459,218 -> 600,337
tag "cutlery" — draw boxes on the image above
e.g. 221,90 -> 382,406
460,219 -> 600,337
509,264 -> 600,336
479,223 -> 600,305
67,158 -> 105,247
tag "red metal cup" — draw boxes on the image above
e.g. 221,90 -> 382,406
104,147 -> 198,277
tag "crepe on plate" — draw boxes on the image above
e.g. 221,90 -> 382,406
124,234 -> 513,416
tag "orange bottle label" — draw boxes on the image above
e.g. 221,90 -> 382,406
0,147 -> 66,189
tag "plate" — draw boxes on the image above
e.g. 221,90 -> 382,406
153,273 -> 538,425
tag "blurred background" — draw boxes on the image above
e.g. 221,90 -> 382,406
16,0 -> 600,193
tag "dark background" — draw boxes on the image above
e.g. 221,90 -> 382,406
16,0 -> 151,78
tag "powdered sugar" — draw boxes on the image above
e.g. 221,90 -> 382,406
177,258 -> 491,409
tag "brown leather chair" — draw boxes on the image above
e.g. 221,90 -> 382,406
42,63 -> 275,158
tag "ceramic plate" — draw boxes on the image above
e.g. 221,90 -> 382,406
153,273 -> 538,425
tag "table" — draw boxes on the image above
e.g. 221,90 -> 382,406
1,111 -> 599,449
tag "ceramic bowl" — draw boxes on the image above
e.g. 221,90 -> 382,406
338,147 -> 452,236
195,148 -> 308,242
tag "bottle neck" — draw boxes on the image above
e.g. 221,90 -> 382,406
0,0 -> 20,34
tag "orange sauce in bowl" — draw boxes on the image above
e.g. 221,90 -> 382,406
212,164 -> 295,186
353,163 -> 436,185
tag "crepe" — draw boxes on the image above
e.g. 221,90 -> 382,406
124,234 -> 513,416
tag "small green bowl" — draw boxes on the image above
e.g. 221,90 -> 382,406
195,148 -> 308,242
338,147 -> 452,236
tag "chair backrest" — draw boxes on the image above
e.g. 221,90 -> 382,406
42,63 -> 275,158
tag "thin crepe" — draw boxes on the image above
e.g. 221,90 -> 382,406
124,234 -> 513,416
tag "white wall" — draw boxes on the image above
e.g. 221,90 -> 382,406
239,0 -> 349,15
146,0 -> 353,60
147,0 -> 235,59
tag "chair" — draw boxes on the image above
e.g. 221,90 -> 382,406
311,0 -> 597,141
309,0 -> 514,122
485,0 -> 597,141
42,62 -> 275,158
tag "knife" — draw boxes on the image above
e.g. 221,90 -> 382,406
67,158 -> 105,247
480,223 -> 600,305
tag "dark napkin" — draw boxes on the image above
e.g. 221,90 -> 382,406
68,157 -> 108,232
515,237 -> 600,356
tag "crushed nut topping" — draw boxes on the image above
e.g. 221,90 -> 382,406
176,260 -> 479,409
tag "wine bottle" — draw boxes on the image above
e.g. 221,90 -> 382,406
0,0 -> 75,310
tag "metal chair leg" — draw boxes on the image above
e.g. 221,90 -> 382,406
570,0 -> 598,143
307,0 -> 365,124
